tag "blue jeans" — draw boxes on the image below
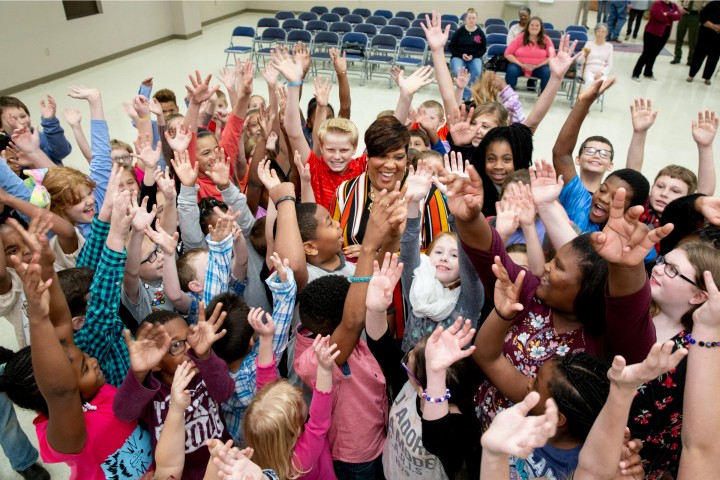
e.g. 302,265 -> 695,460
607,1 -> 627,41
334,456 -> 383,480
505,63 -> 551,92
597,0 -> 608,23
0,374 -> 39,471
450,57 -> 483,101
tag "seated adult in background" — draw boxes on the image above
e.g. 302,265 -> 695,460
508,6 -> 532,42
504,17 -> 555,92
449,8 -> 487,101
578,23 -> 614,90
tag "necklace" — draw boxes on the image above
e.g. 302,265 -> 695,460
367,185 -> 376,212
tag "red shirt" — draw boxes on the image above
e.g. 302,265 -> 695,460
307,151 -> 367,211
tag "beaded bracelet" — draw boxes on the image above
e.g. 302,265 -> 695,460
286,80 -> 303,87
422,389 -> 451,403
684,333 -> 720,348
349,275 -> 372,283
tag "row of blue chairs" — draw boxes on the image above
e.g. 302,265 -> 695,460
255,15 -> 461,33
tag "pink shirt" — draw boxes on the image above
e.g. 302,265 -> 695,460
34,384 -> 152,480
504,34 -> 555,75
257,357 -> 337,479
294,325 -> 388,463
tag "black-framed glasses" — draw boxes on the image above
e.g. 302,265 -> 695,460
401,350 -> 422,387
112,154 -> 133,164
582,147 -> 612,159
169,339 -> 188,356
655,255 -> 700,289
141,244 -> 161,264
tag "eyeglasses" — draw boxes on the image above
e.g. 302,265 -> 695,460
169,338 -> 188,356
582,147 -> 612,159
141,244 -> 161,264
112,154 -> 133,164
401,350 -> 422,387
655,255 -> 700,288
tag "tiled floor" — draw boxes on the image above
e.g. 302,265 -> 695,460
0,9 -> 718,479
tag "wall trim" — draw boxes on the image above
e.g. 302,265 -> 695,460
201,8 -> 247,26
0,31 -> 201,96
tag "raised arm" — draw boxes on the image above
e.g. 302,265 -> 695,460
330,48 -> 351,119
122,197 -> 156,305
531,160 -> 579,249
625,98 -> 658,172
391,65 -> 435,125
421,12 -> 458,115
61,108 -> 91,162
271,48 -> 311,163
691,110 -> 717,196
184,70 -> 221,134
10,126 -> 56,169
311,76 -> 332,157
523,35 -> 582,133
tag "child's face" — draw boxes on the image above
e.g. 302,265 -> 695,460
418,106 -> 443,133
167,117 -> 184,139
118,168 -> 139,195
310,206 -> 344,258
589,176 -> 633,224
527,359 -> 556,416
0,225 -> 32,267
195,135 -> 219,175
155,191 -> 166,226
508,251 -> 529,269
139,237 -> 163,282
649,175 -> 689,215
66,344 -> 105,402
248,96 -> 265,111
422,155 -> 443,175
485,140 -> 514,185
0,106 -> 30,133
157,318 -> 192,378
214,97 -> 229,125
471,113 -> 500,147
320,132 -> 356,173
111,148 -> 133,167
188,251 -> 210,291
245,114 -> 261,138
427,235 -> 460,286
66,187 -> 96,225
409,135 -> 429,152
575,141 -> 613,175
160,101 -> 179,118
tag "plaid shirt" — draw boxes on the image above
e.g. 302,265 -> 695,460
204,233 -> 234,306
222,268 -> 297,444
74,230 -> 131,387
77,216 -> 109,270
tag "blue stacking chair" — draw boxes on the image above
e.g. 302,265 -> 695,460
256,17 -> 279,38
298,11 -> 318,22
253,27 -> 286,68
320,12 -> 341,23
484,18 -> 506,27
544,22 -> 555,30
354,23 -> 377,40
441,20 -> 458,32
286,29 -> 312,48
310,6 -> 328,15
343,14 -> 364,26
509,19 -> 519,28
396,11 -> 415,21
341,32 -> 370,84
442,14 -> 460,24
275,11 -> 295,20
366,15 -> 388,27
380,25 -> 404,41
224,26 -> 254,66
389,17 -> 410,30
405,27 -> 425,39
566,25 -> 588,34
486,33 -> 508,46
352,8 -> 372,18
374,9 -> 393,19
411,18 -> 425,28
330,21 -> 352,35
282,19 -> 304,31
366,34 -> 397,85
331,7 -> 350,16
396,36 -> 428,68
486,25 -> 509,35
306,20 -> 329,36
547,29 -> 563,49
311,31 -> 340,77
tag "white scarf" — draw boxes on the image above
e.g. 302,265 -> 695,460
409,255 -> 461,322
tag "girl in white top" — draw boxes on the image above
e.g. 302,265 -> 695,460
579,23 -> 614,89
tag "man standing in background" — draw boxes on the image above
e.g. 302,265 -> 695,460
672,1 -> 703,64
607,0 -> 630,42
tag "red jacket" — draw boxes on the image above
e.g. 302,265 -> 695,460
645,1 -> 683,37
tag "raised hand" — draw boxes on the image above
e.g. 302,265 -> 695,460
607,341 -> 688,391
170,360 -> 196,410
133,133 -> 162,171
170,149 -> 198,187
213,447 -> 264,480
437,153 -> 484,221
219,66 -> 238,92
420,11 -> 451,52
425,317 -> 476,373
481,391 -> 559,458
110,190 -> 137,234
446,104 -> 477,146
270,47 -> 303,84
247,307 -> 275,341
510,182 -> 537,227
293,149 -> 311,184
208,206 -> 240,242
276,85 -> 288,127
549,34 -> 581,79
19,262 -> 53,318
132,95 -> 151,118
696,196 -> 720,225
405,160 -> 434,203
364,184 -> 410,250
692,271 -> 720,328
313,76 -> 332,108
261,62 -> 278,88
121,102 -> 140,122
529,160 -> 564,207
268,251 -> 290,283
62,107 -> 82,126
691,110 -> 718,147
492,256 -> 526,320
396,65 -> 435,96
629,98 -> 658,133
205,147 -> 232,189
10,126 -> 40,154
257,158 -> 281,191
329,47 -> 347,74
186,70 -> 220,105
314,335 -> 340,371
590,188 -> 674,266
130,196 -> 156,233
39,95 -> 57,118
188,301 -> 228,358
293,41 -> 312,78
455,66 -> 471,91
578,77 -> 616,104
147,98 -> 163,117
144,224 -> 179,256
617,434 -> 645,480
154,167 -> 177,200
165,124 -> 191,152
495,199 -> 521,239
67,85 -> 101,103
124,322 -> 172,374
366,253 -> 403,313
239,58 -> 255,95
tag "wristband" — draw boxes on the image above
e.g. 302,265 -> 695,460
685,333 -> 720,348
422,389 -> 451,403
274,195 -> 296,206
494,307 -> 516,322
349,275 -> 372,283
140,114 -> 151,119
286,80 -> 303,87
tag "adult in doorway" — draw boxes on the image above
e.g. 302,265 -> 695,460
672,0 -> 703,65
687,0 -> 720,85
504,17 -> 555,92
627,0 -> 651,40
607,0 -> 629,42
508,6 -> 532,42
632,0 -> 685,81
449,8 -> 487,101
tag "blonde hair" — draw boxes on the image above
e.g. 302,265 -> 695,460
43,167 -> 97,222
243,380 -> 309,480
654,165 -> 698,195
419,100 -> 445,119
471,73 -> 502,106
110,139 -> 133,153
471,101 -> 509,127
244,134 -> 259,161
317,117 -> 359,146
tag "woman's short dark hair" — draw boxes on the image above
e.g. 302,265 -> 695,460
365,116 -> 410,158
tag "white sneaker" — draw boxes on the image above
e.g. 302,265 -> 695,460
632,76 -> 640,82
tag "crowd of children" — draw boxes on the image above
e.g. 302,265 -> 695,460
0,7 -> 718,480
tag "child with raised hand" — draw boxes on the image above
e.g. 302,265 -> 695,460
213,448 -> 280,480
0,95 -> 72,164
0,254 -> 152,479
244,311 -> 338,480
114,302 -> 234,480
400,156 -> 484,351
153,360 -> 196,480
61,106 -> 91,162
6,124 -> 58,169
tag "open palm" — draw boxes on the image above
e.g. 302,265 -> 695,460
124,324 -> 171,373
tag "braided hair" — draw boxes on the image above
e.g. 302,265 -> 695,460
0,346 -> 48,416
549,353 -> 611,441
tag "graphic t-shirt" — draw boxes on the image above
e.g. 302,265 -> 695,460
34,384 -> 152,480
510,444 -> 581,480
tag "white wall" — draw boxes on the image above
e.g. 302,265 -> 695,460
198,0 -> 247,24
